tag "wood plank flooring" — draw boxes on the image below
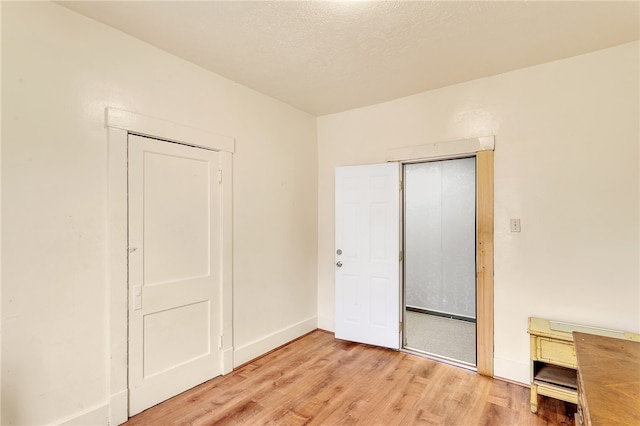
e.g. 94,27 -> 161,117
124,330 -> 575,425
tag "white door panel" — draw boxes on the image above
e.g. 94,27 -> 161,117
335,162 -> 401,349
128,134 -> 221,415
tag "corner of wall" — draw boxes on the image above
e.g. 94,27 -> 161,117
317,315 -> 335,332
233,317 -> 317,367
493,357 -> 529,385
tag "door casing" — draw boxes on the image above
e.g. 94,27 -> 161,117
105,108 -> 234,424
389,138 -> 494,376
475,150 -> 494,376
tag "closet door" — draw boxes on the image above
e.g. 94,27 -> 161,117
128,134 -> 222,415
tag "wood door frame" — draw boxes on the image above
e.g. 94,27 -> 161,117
390,137 -> 494,376
105,108 -> 235,424
475,150 -> 494,376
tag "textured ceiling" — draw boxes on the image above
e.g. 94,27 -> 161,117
58,1 -> 640,116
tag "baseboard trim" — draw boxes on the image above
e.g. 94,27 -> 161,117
317,315 -> 334,332
233,316 -> 317,367
109,389 -> 128,426
53,319 -> 317,425
222,347 -> 234,374
56,403 -> 109,426
494,357 -> 529,385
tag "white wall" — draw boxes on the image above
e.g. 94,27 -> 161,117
2,2 -> 638,423
1,2 -> 317,425
318,42 -> 639,383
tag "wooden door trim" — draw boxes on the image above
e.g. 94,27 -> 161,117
106,108 -> 235,153
396,140 -> 494,377
476,150 -> 494,376
105,108 -> 234,424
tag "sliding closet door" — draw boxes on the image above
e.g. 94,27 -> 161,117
404,157 -> 476,365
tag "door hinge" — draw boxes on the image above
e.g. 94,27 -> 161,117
219,335 -> 224,349
399,251 -> 403,262
399,321 -> 403,332
218,169 -> 222,184
399,180 -> 403,191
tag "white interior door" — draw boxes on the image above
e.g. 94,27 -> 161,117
335,162 -> 401,349
128,134 -> 222,415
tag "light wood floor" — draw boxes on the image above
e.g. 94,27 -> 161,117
124,330 -> 575,425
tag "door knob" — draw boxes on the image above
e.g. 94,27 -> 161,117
336,261 -> 343,267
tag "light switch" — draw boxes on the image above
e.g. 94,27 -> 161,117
510,218 -> 521,233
